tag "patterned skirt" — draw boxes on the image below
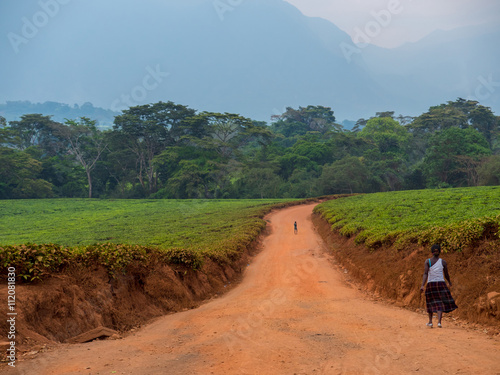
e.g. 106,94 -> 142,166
425,281 -> 458,313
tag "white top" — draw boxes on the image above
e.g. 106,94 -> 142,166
428,258 -> 445,282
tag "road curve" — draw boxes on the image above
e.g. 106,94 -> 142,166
9,203 -> 500,375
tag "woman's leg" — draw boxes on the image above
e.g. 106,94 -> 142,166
437,311 -> 443,325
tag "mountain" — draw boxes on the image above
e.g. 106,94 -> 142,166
0,101 -> 118,128
0,0 -> 498,123
359,23 -> 500,114
0,0 -> 393,122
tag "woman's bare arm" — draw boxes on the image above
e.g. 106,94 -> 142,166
442,259 -> 452,286
420,260 -> 429,291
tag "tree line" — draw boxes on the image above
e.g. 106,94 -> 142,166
1,98 -> 499,200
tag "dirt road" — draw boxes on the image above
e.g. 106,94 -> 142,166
7,204 -> 500,374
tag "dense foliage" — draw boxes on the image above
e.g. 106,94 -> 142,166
314,186 -> 500,251
0,98 -> 499,199
0,199 -> 299,280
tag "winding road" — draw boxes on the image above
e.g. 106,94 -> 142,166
8,203 -> 500,374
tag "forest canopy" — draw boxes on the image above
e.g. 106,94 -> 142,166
1,99 -> 499,199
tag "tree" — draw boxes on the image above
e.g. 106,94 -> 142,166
271,105 -> 341,140
478,156 -> 500,186
100,130 -> 141,197
8,114 -> 63,153
234,167 -> 283,199
113,101 -> 196,195
0,116 -> 18,147
0,148 -> 53,198
422,127 -> 491,187
176,113 -> 273,197
160,159 -> 215,199
358,117 -> 411,191
375,111 -> 395,119
326,131 -> 372,160
396,115 -> 415,126
359,117 -> 410,155
352,118 -> 368,133
291,138 -> 332,165
454,155 -> 483,187
57,117 -> 107,198
408,99 -> 498,148
277,153 -> 316,181
185,112 -> 270,159
153,145 -> 232,199
40,154 -> 88,198
318,156 -> 371,194
409,105 -> 468,134
469,105 -> 498,149
286,168 -> 321,198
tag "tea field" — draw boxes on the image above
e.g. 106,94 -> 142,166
314,186 -> 500,251
0,199 -> 298,280
0,199 -> 294,248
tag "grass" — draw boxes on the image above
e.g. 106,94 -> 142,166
0,198 -> 299,280
314,186 -> 500,251
0,199 -> 292,248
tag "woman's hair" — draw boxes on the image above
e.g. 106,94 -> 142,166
431,244 -> 441,252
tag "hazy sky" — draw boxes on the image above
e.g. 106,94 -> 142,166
284,0 -> 500,48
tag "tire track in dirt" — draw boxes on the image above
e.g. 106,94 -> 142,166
7,203 -> 500,374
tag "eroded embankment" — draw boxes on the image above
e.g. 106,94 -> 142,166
0,230 -> 267,357
2,198 -> 338,361
313,213 -> 500,333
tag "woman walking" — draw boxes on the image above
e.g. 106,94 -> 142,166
420,244 -> 458,328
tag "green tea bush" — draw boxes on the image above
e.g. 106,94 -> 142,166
0,244 -> 73,281
0,199 -> 303,282
315,187 -> 500,252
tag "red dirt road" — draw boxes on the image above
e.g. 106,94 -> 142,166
7,204 -> 500,374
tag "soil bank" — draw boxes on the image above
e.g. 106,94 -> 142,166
2,203 -> 499,374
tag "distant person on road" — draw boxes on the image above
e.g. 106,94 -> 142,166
294,221 -> 298,234
420,244 -> 458,328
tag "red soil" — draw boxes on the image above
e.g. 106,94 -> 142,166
2,203 -> 500,374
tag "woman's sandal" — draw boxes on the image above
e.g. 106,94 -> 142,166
426,323 -> 433,328
437,323 -> 442,328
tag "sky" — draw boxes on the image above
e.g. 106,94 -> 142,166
284,0 -> 500,48
0,0 -> 499,119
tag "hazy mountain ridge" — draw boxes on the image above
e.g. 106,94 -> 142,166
0,101 -> 118,128
359,23 -> 500,113
0,0 -> 498,123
